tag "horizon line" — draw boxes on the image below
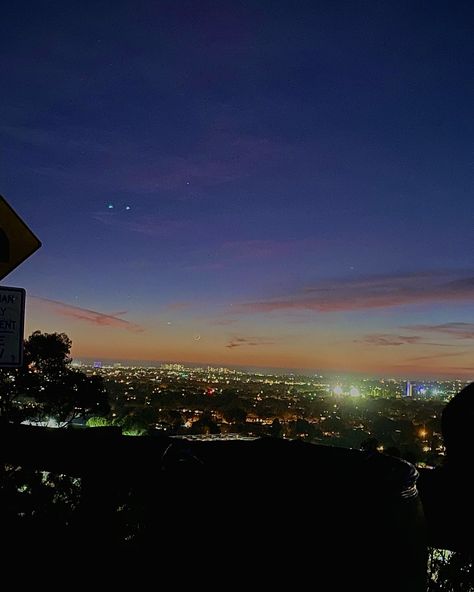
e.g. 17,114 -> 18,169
72,355 -> 473,382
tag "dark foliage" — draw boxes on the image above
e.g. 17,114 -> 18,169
0,330 -> 109,423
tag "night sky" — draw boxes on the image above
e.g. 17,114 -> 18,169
1,1 -> 473,377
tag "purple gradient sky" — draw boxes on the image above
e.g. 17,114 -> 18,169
1,1 -> 473,377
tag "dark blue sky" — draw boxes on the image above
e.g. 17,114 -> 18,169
1,1 -> 473,376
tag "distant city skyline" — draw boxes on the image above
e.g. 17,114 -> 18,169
71,354 -> 472,382
2,2 -> 473,378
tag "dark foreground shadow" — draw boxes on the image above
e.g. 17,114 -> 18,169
1,425 -> 426,590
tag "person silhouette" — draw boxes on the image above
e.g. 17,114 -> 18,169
441,382 -> 474,466
418,382 -> 474,553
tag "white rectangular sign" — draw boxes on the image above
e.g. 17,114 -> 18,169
0,286 -> 25,367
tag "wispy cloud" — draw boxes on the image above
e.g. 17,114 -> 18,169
391,362 -> 473,377
220,238 -> 321,261
10,123 -> 294,193
31,296 -> 144,333
0,125 -> 111,153
238,271 -> 474,314
356,333 -> 456,347
356,334 -> 422,346
120,156 -> 241,192
92,212 -> 191,237
406,351 -> 465,362
403,322 -> 474,340
225,336 -> 276,349
119,133 -> 294,192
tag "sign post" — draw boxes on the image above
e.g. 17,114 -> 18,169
0,195 -> 41,281
0,195 -> 42,367
0,287 -> 26,367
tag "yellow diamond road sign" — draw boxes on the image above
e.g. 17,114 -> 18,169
0,195 -> 41,281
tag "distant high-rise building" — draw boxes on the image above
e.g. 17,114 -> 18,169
162,363 -> 184,371
93,360 -> 102,369
405,381 -> 413,397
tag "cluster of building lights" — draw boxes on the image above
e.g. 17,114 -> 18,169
332,385 -> 361,397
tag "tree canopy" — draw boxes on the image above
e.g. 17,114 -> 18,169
24,330 -> 72,375
0,330 -> 109,424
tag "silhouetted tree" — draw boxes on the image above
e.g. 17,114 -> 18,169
427,548 -> 474,591
0,370 -> 23,421
24,331 -> 72,375
161,409 -> 183,433
270,418 -> 283,438
190,411 -> 220,435
33,370 -> 109,422
223,407 -> 247,424
0,331 -> 109,424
